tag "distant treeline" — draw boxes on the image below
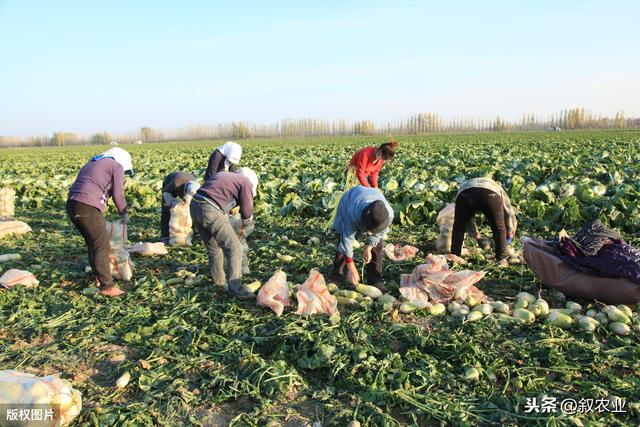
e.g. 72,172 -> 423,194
1,108 -> 638,148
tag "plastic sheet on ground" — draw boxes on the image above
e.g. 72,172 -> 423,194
0,220 -> 32,239
256,270 -> 290,316
0,269 -> 39,289
295,269 -> 338,316
384,243 -> 419,262
400,254 -> 486,304
169,201 -> 193,247
126,242 -> 168,256
0,369 -> 82,426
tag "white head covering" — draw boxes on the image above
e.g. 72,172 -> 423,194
216,141 -> 242,167
99,147 -> 133,173
238,167 -> 258,197
183,181 -> 201,204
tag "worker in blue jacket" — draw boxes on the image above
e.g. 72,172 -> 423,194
330,185 -> 394,291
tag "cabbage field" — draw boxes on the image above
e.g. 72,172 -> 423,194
1,131 -> 640,426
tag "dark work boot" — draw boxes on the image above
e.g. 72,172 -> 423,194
227,279 -> 256,300
331,253 -> 346,284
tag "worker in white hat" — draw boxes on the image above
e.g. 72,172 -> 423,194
66,147 -> 134,297
204,141 -> 242,181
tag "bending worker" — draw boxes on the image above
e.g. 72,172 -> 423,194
160,171 -> 199,243
450,177 -> 517,265
346,140 -> 398,189
190,168 -> 258,300
66,147 -> 134,297
331,185 -> 394,291
204,141 -> 242,181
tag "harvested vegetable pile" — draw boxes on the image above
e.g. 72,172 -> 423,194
1,131 -> 640,426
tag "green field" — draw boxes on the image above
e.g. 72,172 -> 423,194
1,131 -> 640,426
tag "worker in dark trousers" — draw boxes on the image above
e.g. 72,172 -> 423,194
67,147 -> 134,297
160,171 -> 198,243
204,141 -> 242,181
450,177 -> 518,265
190,168 -> 258,300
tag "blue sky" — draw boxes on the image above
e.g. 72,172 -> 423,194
0,0 -> 638,136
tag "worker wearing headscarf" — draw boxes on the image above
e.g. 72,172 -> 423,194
160,171 -> 199,242
204,141 -> 242,181
190,167 -> 258,300
66,147 -> 134,297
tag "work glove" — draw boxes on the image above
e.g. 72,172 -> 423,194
239,220 -> 255,238
163,192 -> 179,208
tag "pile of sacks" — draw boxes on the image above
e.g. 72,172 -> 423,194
399,254 -> 487,308
169,201 -> 193,246
0,370 -> 82,426
0,187 -> 32,239
256,269 -> 338,317
105,221 -> 134,281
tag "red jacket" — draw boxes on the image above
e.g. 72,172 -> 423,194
349,146 -> 384,188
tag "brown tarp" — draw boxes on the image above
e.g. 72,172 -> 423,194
522,237 -> 640,304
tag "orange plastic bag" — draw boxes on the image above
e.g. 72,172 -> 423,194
257,270 -> 290,316
295,269 -> 338,316
384,243 -> 419,262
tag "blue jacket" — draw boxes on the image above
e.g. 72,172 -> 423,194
331,185 -> 394,258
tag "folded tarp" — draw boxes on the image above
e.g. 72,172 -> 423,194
522,237 -> 640,304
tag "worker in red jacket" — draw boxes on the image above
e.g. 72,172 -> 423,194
347,140 -> 398,189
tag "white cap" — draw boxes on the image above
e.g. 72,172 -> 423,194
217,141 -> 242,165
101,147 -> 133,173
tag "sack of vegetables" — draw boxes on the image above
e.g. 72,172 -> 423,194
169,201 -> 193,247
0,187 -> 15,221
0,369 -> 82,426
105,220 -> 134,281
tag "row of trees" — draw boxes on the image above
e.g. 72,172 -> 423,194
1,108 -> 639,147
